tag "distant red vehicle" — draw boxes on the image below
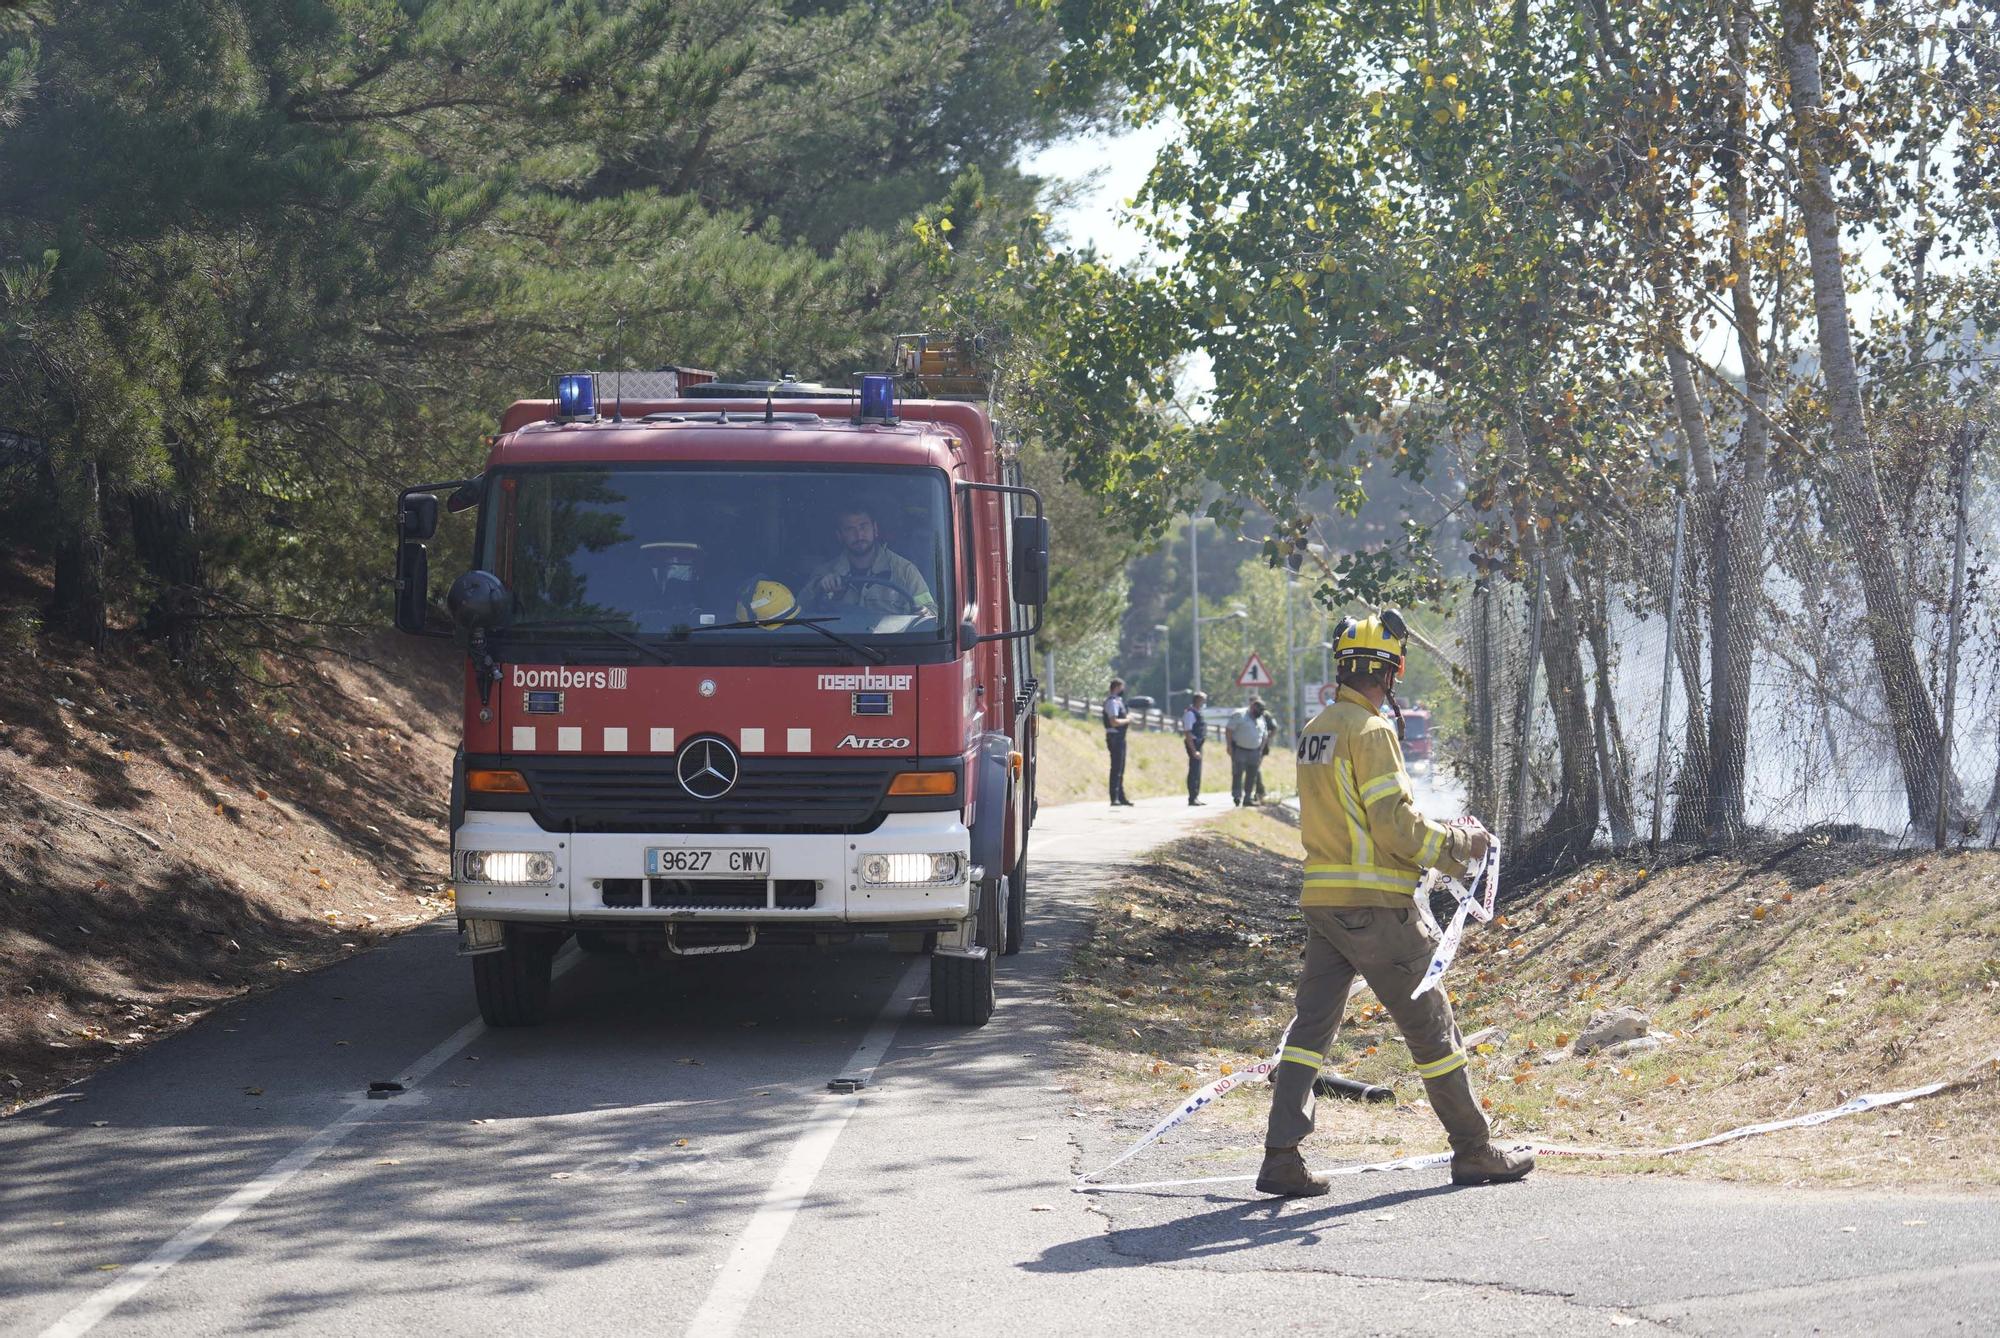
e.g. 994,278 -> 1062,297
393,357 -> 1047,1029
1380,702 -> 1433,772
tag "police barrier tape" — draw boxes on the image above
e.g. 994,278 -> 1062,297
1076,822 -> 2000,1189
1075,1049 -> 2000,1192
1410,825 -> 1498,1001
1077,1053 -> 1287,1184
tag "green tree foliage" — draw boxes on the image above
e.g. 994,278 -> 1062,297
0,0 -> 1097,668
1035,0 -> 2000,847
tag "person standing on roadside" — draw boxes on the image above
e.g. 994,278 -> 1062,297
1103,677 -> 1134,807
1253,706 -> 1274,804
1257,610 -> 1532,1198
1181,690 -> 1209,806
1228,698 -> 1271,806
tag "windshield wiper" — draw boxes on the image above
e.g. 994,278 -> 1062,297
502,618 -> 675,667
670,614 -> 886,665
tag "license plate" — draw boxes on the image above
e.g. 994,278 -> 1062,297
645,847 -> 770,878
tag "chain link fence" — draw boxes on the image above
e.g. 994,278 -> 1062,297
1448,438 -> 1998,856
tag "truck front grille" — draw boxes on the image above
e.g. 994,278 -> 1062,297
649,879 -> 765,910
514,758 -> 900,834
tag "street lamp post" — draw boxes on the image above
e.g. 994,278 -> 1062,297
1153,623 -> 1171,725
1193,607 -> 1248,703
1292,640 -> 1333,719
1188,518 -> 1202,701
1283,570 -> 1294,738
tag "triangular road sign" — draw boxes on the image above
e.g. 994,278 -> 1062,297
1235,652 -> 1275,688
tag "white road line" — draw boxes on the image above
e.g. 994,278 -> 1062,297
38,952 -> 581,1338
684,958 -> 926,1338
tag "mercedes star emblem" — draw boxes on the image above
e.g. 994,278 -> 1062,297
676,736 -> 740,800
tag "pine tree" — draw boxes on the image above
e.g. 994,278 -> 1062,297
0,0 -> 1094,667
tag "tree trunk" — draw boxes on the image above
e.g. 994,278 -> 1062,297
44,450 -> 107,650
1534,550 -> 1602,863
1664,334 -> 1718,493
1663,339 -> 1734,843
1982,736 -> 2000,845
1704,0 -> 1772,841
1780,0 -> 1944,828
1469,578 -> 1501,822
129,471 -> 206,665
1792,506 -> 1846,775
1667,537 -> 1711,844
1583,569 -> 1635,848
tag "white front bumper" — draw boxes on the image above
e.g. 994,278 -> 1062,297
451,810 -> 971,924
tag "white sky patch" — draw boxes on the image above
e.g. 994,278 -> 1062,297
1019,117 -> 1217,411
1019,116 -> 1179,267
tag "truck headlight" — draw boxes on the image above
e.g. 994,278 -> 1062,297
459,850 -> 557,885
859,852 -> 964,885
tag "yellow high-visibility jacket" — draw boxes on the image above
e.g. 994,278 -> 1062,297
1295,685 -> 1472,907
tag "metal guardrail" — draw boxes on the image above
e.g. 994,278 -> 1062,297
1048,695 -> 1228,742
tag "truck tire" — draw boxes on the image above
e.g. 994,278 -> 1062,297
1002,857 -> 1027,957
472,929 -> 557,1027
930,876 -> 999,1026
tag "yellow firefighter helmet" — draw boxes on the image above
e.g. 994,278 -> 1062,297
1333,609 -> 1408,680
736,577 -> 799,628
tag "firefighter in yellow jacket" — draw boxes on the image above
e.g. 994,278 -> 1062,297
1257,610 -> 1534,1196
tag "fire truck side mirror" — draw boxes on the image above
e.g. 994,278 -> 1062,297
1011,516 -> 1049,607
399,493 -> 439,541
394,542 -> 430,634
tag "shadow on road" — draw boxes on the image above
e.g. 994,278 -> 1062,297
0,930 -> 942,1326
1,805 -> 1209,1331
1025,1183 -> 1464,1273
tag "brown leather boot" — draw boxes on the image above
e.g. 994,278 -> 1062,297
1255,1145 -> 1331,1197
1420,1063 -> 1531,1182
1450,1142 -> 1536,1185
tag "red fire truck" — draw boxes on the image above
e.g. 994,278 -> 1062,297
393,359 -> 1047,1028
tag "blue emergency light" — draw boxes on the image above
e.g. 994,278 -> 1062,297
859,373 -> 896,421
556,372 -> 598,420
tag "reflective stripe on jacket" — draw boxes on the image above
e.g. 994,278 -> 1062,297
1294,685 -> 1470,908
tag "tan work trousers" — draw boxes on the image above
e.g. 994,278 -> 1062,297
1265,903 -> 1490,1153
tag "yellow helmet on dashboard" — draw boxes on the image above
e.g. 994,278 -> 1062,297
1333,609 -> 1408,681
736,577 -> 799,628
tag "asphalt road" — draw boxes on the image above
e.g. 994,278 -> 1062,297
3,795 -> 1997,1336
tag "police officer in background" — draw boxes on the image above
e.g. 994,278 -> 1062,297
1103,677 -> 1134,807
1257,610 -> 1533,1197
1181,691 -> 1209,806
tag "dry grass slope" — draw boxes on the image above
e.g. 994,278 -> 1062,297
1061,808 -> 2000,1189
1032,711 -> 1296,808
0,609 -> 460,1113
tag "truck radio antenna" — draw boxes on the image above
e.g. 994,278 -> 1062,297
611,316 -> 626,421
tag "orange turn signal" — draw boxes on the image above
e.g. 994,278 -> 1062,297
887,770 -> 957,797
1009,750 -> 1024,779
468,768 -> 531,794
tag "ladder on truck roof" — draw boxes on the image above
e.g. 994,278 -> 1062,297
893,333 -> 990,401
596,367 -> 716,399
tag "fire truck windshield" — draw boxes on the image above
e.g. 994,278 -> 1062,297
483,465 -> 952,642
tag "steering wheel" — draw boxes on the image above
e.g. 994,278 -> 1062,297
841,572 -> 926,612
809,573 -> 937,627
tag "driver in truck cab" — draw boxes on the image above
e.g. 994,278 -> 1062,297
805,502 -> 938,618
